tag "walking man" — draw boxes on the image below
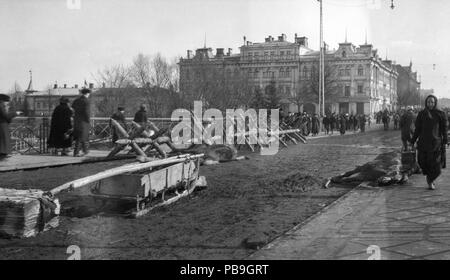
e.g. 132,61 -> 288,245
411,95 -> 448,190
72,88 -> 91,157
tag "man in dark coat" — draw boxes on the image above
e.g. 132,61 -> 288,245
110,106 -> 127,144
0,94 -> 21,159
134,104 -> 148,127
339,114 -> 347,135
400,107 -> 415,151
411,95 -> 448,190
382,110 -> 390,130
330,113 -> 336,135
47,97 -> 73,156
322,115 -> 330,135
359,114 -> 367,133
311,114 -> 320,136
71,88 -> 91,157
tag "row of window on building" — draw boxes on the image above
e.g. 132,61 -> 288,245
246,50 -> 293,57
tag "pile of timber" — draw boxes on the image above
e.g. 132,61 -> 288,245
0,188 -> 60,238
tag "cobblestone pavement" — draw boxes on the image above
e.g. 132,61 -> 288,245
249,150 -> 450,260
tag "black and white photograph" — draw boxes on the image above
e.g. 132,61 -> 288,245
1,0 -> 450,266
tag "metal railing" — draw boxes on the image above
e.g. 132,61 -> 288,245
10,117 -> 181,154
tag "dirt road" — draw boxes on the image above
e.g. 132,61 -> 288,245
0,129 -> 401,259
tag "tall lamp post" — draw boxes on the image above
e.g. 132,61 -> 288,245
317,0 -> 324,116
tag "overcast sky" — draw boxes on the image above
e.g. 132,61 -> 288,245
1,0 -> 450,98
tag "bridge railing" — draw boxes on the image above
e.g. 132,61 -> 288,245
9,117 -> 182,154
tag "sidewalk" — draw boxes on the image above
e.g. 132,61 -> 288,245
248,150 -> 450,260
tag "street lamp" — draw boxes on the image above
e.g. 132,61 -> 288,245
317,0 -> 325,116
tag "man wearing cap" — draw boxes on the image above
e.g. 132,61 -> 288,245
71,88 -> 91,157
47,97 -> 73,156
0,94 -> 21,159
133,104 -> 148,127
110,106 -> 127,145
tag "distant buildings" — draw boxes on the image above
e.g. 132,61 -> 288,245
395,62 -> 421,107
25,83 -> 91,117
179,34 -> 399,116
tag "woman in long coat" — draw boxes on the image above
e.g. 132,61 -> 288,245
47,97 -> 73,155
0,94 -> 20,159
411,95 -> 448,190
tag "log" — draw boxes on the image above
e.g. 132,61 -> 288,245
115,138 -> 154,145
49,154 -> 204,196
0,188 -> 60,238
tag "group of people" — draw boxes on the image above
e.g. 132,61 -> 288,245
47,89 -> 150,157
46,88 -> 92,157
283,112 -> 370,136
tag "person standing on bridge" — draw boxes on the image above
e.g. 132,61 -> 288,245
110,106 -> 127,145
47,97 -> 73,156
72,88 -> 91,157
0,94 -> 22,159
134,104 -> 148,128
411,95 -> 448,190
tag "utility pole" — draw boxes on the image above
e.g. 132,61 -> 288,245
318,0 -> 323,116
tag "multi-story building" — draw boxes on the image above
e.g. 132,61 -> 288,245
395,62 -> 421,108
300,41 -> 398,115
179,34 -> 398,116
25,83 -> 91,117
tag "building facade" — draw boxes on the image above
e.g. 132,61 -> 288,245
299,42 -> 398,115
395,62 -> 421,108
179,34 -> 398,116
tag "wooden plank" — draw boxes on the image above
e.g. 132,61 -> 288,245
50,154 -> 204,196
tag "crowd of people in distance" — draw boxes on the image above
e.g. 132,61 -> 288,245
283,111 -> 371,136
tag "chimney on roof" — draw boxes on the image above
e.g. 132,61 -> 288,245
102,82 -> 106,88
74,84 -> 78,88
53,83 -> 58,89
278,34 -> 287,42
227,48 -> 232,56
89,83 -> 94,89
63,84 -> 67,88
295,36 -> 308,48
216,48 -> 224,57
187,50 -> 193,59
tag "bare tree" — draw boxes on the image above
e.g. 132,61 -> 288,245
93,64 -> 133,88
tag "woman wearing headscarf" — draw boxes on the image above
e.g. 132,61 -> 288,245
411,95 -> 448,190
0,94 -> 21,159
47,97 -> 73,156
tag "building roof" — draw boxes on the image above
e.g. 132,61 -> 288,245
27,88 -> 86,97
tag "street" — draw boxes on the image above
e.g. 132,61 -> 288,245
0,126 -> 402,259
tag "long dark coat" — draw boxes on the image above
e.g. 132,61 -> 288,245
71,96 -> 91,142
400,111 -> 415,142
412,98 -> 448,182
47,103 -> 73,148
133,109 -> 147,124
0,102 -> 16,155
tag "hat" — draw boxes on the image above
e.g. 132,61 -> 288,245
118,106 -> 125,111
80,88 -> 91,95
60,97 -> 69,103
0,94 -> 10,102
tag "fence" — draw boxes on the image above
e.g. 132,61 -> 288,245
10,117 -> 180,155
